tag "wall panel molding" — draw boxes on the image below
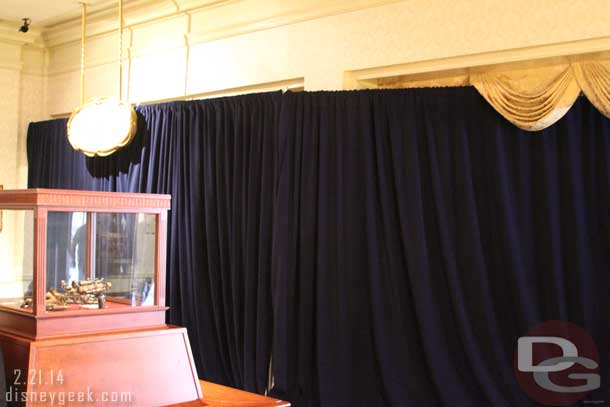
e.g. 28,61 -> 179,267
0,42 -> 23,72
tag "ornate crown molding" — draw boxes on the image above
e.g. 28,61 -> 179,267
42,0 -> 401,49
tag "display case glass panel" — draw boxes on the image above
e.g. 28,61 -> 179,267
0,209 -> 34,312
46,211 -> 88,291
93,213 -> 157,306
43,212 -> 158,310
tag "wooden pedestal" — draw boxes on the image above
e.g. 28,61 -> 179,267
167,380 -> 290,407
0,325 -> 202,406
0,304 -> 169,340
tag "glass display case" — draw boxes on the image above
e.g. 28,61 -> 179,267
0,209 -> 34,312
0,189 -> 170,338
0,190 -> 206,406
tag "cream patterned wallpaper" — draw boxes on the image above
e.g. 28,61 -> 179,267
19,73 -> 45,186
0,67 -> 21,295
0,68 -> 20,189
45,0 -> 610,115
0,46 -> 44,297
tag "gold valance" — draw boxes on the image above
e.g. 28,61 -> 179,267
471,65 -> 581,131
572,60 -> 610,120
469,61 -> 610,131
382,60 -> 610,131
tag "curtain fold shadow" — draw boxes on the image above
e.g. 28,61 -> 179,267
271,88 -> 609,407
27,92 -> 281,394
27,88 -> 610,406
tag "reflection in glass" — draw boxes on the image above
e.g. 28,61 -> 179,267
0,210 -> 34,312
47,212 -> 87,291
93,213 -> 156,306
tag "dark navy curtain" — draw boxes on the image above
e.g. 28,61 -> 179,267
27,93 -> 280,394
27,88 -> 609,406
272,89 -> 609,406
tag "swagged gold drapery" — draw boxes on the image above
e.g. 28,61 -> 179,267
471,65 -> 581,131
472,61 -> 610,131
572,60 -> 610,120
381,60 -> 610,131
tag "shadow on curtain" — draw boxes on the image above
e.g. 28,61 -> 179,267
27,92 -> 281,394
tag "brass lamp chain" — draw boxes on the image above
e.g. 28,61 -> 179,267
118,0 -> 123,101
67,0 -> 137,158
79,3 -> 87,106
78,1 -> 123,104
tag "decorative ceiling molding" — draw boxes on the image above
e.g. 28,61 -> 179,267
43,0 -> 180,48
186,0 -> 404,46
42,0 -> 402,48
34,0 -> 141,28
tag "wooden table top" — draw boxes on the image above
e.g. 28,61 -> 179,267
168,380 -> 290,407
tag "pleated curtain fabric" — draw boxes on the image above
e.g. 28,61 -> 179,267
27,93 -> 281,394
27,88 -> 610,406
271,89 -> 610,406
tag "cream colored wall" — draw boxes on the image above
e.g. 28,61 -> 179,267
0,42 -> 44,298
0,59 -> 24,298
44,0 -> 610,115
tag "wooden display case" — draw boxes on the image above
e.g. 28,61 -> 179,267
0,189 -> 202,406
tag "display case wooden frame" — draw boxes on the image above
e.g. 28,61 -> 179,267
0,189 -> 204,406
0,189 -> 171,339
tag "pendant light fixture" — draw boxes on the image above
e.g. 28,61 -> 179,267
67,0 -> 137,157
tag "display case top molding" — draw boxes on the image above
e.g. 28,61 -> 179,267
0,189 -> 171,211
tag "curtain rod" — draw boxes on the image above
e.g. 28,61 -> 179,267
50,81 -> 304,117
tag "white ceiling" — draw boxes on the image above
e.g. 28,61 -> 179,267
0,0 -> 106,26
